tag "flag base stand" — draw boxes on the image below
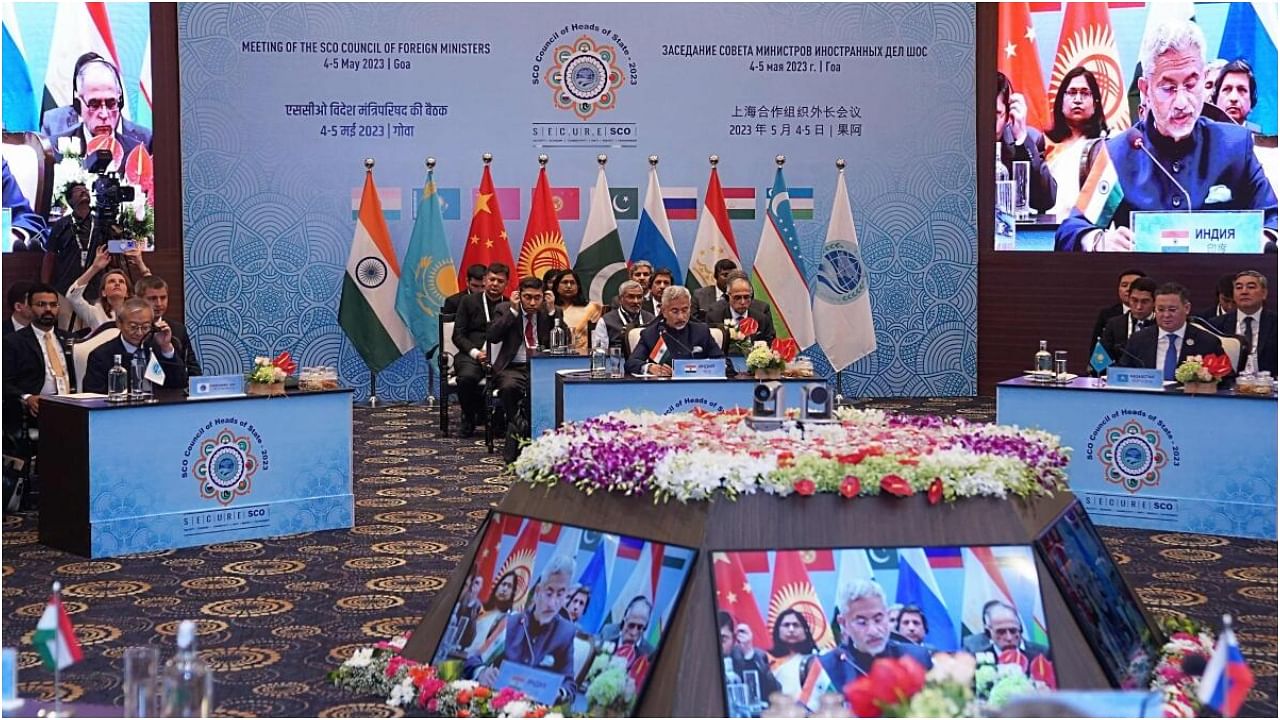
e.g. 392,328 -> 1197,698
402,483 -> 1122,716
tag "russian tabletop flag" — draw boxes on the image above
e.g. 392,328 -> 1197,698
33,584 -> 83,671
1197,620 -> 1254,717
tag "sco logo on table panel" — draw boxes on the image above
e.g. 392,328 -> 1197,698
183,421 -> 268,507
1095,418 -> 1171,494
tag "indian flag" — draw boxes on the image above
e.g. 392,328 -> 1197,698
1076,143 -> 1123,227
339,169 -> 414,374
33,587 -> 83,671
648,336 -> 669,363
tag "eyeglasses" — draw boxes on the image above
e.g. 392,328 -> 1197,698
1152,82 -> 1199,102
1063,88 -> 1092,99
623,621 -> 648,631
846,614 -> 886,630
83,97 -> 121,111
122,322 -> 152,333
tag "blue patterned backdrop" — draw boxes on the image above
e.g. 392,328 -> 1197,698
180,2 -> 976,401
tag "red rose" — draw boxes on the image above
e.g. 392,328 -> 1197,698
897,655 -> 927,696
794,478 -> 816,496
840,476 -> 861,498
927,478 -> 943,505
880,474 -> 913,497
843,676 -> 881,718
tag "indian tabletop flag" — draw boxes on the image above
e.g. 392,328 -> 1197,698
814,167 -> 875,370
1076,142 -> 1124,227
340,168 -> 414,374
752,167 -> 815,348
686,165 -> 740,289
33,586 -> 83,670
574,164 -> 630,305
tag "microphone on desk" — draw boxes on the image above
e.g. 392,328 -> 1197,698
657,319 -> 698,359
1129,132 -> 1192,213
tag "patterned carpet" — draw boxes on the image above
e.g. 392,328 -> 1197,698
2,400 -> 1275,717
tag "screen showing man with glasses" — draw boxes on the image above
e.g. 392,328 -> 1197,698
50,57 -> 152,171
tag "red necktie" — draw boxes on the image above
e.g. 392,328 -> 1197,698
524,314 -> 536,348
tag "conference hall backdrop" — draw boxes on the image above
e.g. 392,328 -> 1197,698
178,3 -> 977,402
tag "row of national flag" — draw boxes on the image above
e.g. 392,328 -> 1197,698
999,2 -> 1277,138
340,158 -> 877,377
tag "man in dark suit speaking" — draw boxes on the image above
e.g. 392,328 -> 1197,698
1121,282 -> 1223,380
625,286 -> 723,376
83,298 -> 187,394
819,579 -> 932,689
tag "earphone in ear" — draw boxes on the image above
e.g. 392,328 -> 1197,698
73,57 -> 126,117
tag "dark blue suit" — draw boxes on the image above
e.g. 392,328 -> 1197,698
624,320 -> 723,375
3,158 -> 47,246
1212,309 -> 1278,376
818,639 -> 932,690
1056,117 -> 1278,251
497,610 -> 577,701
1120,324 -> 1224,372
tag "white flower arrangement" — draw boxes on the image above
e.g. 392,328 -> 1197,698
745,341 -> 785,371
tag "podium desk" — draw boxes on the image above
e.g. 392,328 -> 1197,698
38,388 -> 354,558
554,373 -> 818,427
530,352 -> 590,438
996,376 -> 1276,539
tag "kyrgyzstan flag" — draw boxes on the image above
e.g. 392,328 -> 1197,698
768,550 -> 834,650
1049,2 -> 1130,132
458,160 -> 518,296
517,164 -> 570,283
997,1 -> 1050,132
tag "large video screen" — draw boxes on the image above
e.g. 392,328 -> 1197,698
431,512 -> 696,716
993,2 -> 1277,253
3,2 -> 155,261
710,545 -> 1055,717
1036,501 -> 1161,689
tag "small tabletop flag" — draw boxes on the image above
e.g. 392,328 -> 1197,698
1197,617 -> 1254,717
33,585 -> 82,671
1089,340 -> 1113,374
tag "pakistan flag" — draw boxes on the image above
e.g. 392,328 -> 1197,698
574,163 -> 630,306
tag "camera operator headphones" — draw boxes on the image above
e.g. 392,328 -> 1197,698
72,54 -> 126,116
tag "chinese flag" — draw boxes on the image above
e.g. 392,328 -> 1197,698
459,163 -> 518,295
517,166 -> 570,283
473,514 -> 505,601
769,551 -> 835,650
1050,2 -> 1130,132
712,552 -> 769,643
997,1 -> 1050,132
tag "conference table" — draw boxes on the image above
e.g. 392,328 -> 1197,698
996,376 -> 1276,539
38,387 -> 354,558
554,372 -> 818,427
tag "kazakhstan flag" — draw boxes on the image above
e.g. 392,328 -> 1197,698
1089,339 -> 1113,375
396,171 -> 458,356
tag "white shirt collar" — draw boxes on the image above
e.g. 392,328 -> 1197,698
1240,308 -> 1263,322
1165,323 -> 1187,338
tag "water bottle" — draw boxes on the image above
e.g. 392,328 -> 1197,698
1035,340 -> 1053,373
107,354 -> 129,402
161,621 -> 213,717
549,321 -> 565,353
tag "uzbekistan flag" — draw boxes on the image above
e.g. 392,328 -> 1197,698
1197,621 -> 1254,717
1075,142 -> 1123,228
752,166 -> 815,348
33,587 -> 83,671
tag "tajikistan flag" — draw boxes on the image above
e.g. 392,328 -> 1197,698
1076,142 -> 1124,227
339,167 -> 414,374
574,163 -> 629,306
686,165 -> 740,289
33,586 -> 83,671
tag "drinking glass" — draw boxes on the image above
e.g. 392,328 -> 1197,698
1054,351 -> 1068,379
608,348 -> 624,378
123,646 -> 160,717
1013,160 -> 1031,219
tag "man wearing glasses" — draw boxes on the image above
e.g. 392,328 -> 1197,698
50,58 -> 151,170
818,579 -> 932,690
82,298 -> 187,394
1056,20 -> 1277,252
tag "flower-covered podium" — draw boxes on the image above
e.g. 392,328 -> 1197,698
399,409 -> 1162,717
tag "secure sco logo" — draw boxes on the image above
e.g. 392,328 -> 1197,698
192,427 -> 260,506
1097,419 -> 1169,493
543,33 -> 626,120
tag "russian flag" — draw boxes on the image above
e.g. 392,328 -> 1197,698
617,536 -> 644,561
662,187 -> 698,220
895,548 -> 959,650
926,547 -> 963,569
1197,622 -> 1254,717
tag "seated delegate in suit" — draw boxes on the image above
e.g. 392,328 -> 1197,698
1120,282 -> 1224,380
642,267 -> 673,316
2,285 -> 74,428
1101,277 -> 1157,361
472,555 -> 578,704
1212,270 -> 1277,375
5,282 -> 34,336
818,579 -> 932,690
625,285 -> 724,376
3,158 -> 48,251
486,277 -> 560,462
705,276 -> 777,353
690,258 -> 739,322
596,596 -> 657,688
591,280 -> 654,351
996,71 -> 1057,214
451,263 -> 510,437
51,58 -> 151,171
1055,21 -> 1278,252
82,298 -> 188,393
135,275 -> 202,377
1089,269 -> 1146,352
961,601 -> 1052,671
443,263 -> 487,316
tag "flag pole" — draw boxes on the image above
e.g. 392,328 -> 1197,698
1222,613 -> 1235,719
52,581 -> 63,717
